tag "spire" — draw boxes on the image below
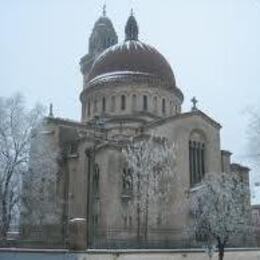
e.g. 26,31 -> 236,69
102,3 -> 106,16
125,9 -> 139,41
49,103 -> 54,117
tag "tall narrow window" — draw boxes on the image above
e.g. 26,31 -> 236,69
94,99 -> 98,113
111,96 -> 116,112
153,96 -> 158,113
132,94 -> 137,111
87,100 -> 91,116
102,97 -> 106,113
170,101 -> 173,115
189,131 -> 206,187
143,95 -> 148,111
121,95 -> 126,110
162,98 -> 166,114
93,164 -> 100,195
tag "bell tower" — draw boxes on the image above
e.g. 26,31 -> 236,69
80,5 -> 118,84
125,9 -> 139,41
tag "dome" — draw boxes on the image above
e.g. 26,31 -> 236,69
94,16 -> 114,29
93,5 -> 114,29
87,40 -> 176,86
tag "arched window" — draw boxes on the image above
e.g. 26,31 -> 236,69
170,101 -> 173,115
94,98 -> 98,113
121,95 -> 126,110
102,97 -> 106,113
189,131 -> 206,187
132,94 -> 137,111
153,96 -> 158,113
162,98 -> 166,114
143,95 -> 148,111
111,96 -> 116,112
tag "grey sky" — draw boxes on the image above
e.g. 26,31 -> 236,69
0,0 -> 260,201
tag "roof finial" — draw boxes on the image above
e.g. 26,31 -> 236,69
130,8 -> 134,16
191,97 -> 198,111
102,3 -> 106,16
49,103 -> 54,117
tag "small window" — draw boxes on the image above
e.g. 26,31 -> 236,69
121,95 -> 126,110
162,98 -> 166,114
69,142 -> 78,155
143,95 -> 148,111
102,97 -> 106,113
132,94 -> 137,111
129,216 -> 132,227
94,99 -> 98,113
111,96 -> 116,112
124,216 -> 127,228
153,96 -> 158,113
170,101 -> 173,115
157,214 -> 162,226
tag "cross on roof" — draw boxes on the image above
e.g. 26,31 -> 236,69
191,97 -> 198,111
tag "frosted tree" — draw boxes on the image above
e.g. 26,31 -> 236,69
190,172 -> 252,260
247,109 -> 260,168
123,135 -> 176,241
0,94 -> 44,240
21,126 -> 62,231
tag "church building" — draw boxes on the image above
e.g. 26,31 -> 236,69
21,7 -> 250,249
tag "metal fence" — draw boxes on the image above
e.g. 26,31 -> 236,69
0,224 -> 67,249
89,228 -> 257,249
0,226 -> 257,250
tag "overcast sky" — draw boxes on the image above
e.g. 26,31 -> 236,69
0,0 -> 260,202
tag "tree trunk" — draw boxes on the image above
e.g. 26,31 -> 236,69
144,174 -> 150,241
1,195 -> 9,240
137,204 -> 141,241
144,193 -> 149,241
136,173 -> 141,242
218,241 -> 225,260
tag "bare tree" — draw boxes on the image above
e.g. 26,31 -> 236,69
247,109 -> 260,167
19,123 -> 66,244
0,94 -> 44,240
123,135 -> 176,241
190,172 -> 252,260
21,128 -> 61,227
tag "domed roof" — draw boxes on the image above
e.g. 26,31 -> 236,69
88,40 -> 176,86
94,16 -> 114,29
93,5 -> 114,29
87,12 -> 176,88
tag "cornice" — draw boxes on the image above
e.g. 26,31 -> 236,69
144,110 -> 222,130
80,74 -> 184,103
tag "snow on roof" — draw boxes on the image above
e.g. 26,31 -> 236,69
93,40 -> 156,66
88,70 -> 154,85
